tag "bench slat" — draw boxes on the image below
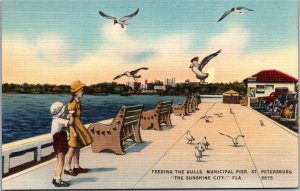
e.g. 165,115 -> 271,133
161,101 -> 172,105
126,105 -> 143,111
124,119 -> 139,127
161,104 -> 172,109
160,108 -> 170,114
125,110 -> 142,117
124,115 -> 140,123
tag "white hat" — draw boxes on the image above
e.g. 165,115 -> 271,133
50,102 -> 66,118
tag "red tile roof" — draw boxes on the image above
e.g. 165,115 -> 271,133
243,70 -> 298,83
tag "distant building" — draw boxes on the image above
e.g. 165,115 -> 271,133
154,79 -> 164,85
154,85 -> 166,90
144,80 -> 154,90
126,82 -> 141,90
126,82 -> 135,90
243,69 -> 298,105
165,78 -> 176,87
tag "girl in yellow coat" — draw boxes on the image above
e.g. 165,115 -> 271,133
64,80 -> 92,176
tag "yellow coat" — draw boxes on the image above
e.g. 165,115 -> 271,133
68,99 -> 92,148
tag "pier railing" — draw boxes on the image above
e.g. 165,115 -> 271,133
1,120 -> 113,175
2,134 -> 53,174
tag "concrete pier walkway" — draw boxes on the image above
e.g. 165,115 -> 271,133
2,103 -> 298,189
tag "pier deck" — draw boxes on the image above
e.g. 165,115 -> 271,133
2,103 -> 298,189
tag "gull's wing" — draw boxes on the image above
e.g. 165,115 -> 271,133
236,135 -> 245,140
119,8 -> 139,22
113,73 -> 125,80
207,116 -> 213,119
99,11 -> 118,20
238,6 -> 254,11
198,49 -> 222,71
219,132 -> 234,142
129,67 -> 148,75
218,9 -> 234,22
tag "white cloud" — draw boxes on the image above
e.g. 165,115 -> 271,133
2,26 -> 297,85
36,35 -> 80,64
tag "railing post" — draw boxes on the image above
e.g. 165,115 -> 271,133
34,145 -> 42,161
2,154 -> 10,174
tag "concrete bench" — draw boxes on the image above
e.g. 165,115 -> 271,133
88,105 -> 144,155
172,98 -> 189,117
140,101 -> 173,131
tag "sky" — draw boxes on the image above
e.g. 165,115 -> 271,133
2,0 -> 298,85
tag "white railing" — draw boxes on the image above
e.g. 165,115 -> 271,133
2,134 -> 53,174
1,119 -> 113,175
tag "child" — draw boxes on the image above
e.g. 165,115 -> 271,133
64,80 -> 93,176
50,101 -> 73,187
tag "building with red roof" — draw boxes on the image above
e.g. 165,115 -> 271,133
243,70 -> 298,104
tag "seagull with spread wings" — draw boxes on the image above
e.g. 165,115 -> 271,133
218,7 -> 254,22
189,49 -> 221,84
113,67 -> 148,81
219,132 -> 245,147
99,8 -> 139,28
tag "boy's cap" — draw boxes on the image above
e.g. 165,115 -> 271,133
50,102 -> 66,118
70,80 -> 86,93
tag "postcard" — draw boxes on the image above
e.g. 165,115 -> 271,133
2,0 -> 298,189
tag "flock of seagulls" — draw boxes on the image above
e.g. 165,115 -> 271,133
184,107 -> 249,162
98,6 -> 254,83
186,130 -> 210,162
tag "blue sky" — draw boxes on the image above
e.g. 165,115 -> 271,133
2,0 -> 298,84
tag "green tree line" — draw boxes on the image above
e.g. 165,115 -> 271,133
2,81 -> 247,95
2,82 -> 129,95
160,81 -> 247,96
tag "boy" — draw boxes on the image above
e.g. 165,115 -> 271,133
50,101 -> 73,187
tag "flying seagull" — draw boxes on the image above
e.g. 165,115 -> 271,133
219,132 -> 245,147
99,8 -> 139,28
186,130 -> 195,144
113,67 -> 148,81
218,7 -> 254,22
189,49 -> 221,84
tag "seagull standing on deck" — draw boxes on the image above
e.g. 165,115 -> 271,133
195,145 -> 205,162
99,8 -> 139,28
113,67 -> 148,81
214,113 -> 223,117
189,49 -> 222,84
218,7 -> 254,22
202,136 -> 210,149
259,120 -> 265,126
186,130 -> 195,144
219,132 -> 245,147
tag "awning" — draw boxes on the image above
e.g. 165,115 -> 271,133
223,89 -> 239,96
